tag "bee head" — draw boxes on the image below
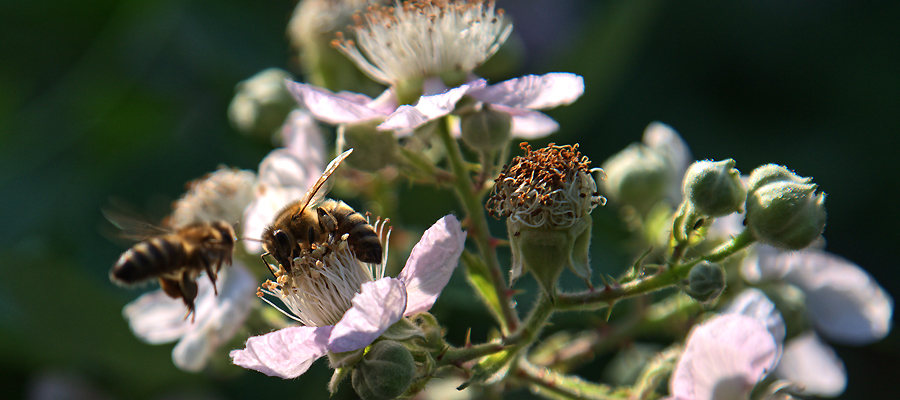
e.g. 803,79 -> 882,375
263,228 -> 295,271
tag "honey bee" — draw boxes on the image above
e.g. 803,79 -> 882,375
262,148 -> 383,273
108,217 -> 236,320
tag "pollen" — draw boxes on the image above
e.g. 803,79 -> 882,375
486,142 -> 606,229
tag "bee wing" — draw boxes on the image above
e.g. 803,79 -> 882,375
296,148 -> 353,213
102,209 -> 171,241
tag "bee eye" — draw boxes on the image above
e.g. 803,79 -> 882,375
274,230 -> 292,251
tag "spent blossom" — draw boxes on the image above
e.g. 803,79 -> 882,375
230,215 -> 466,378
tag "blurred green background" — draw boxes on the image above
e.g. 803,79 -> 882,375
1,0 -> 897,399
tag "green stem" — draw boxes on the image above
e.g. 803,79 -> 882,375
436,117 -> 520,333
516,358 -> 622,400
555,230 -> 755,311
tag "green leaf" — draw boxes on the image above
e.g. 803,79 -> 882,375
461,250 -> 507,332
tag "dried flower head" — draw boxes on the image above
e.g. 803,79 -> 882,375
333,0 -> 511,88
487,142 -> 605,229
487,143 -> 605,299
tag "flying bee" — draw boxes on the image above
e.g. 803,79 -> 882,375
108,215 -> 236,320
262,148 -> 383,274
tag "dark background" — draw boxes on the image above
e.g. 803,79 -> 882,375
1,0 -> 897,399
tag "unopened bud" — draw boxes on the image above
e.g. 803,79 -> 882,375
683,159 -> 746,217
685,261 -> 726,303
351,340 -> 416,400
459,103 -> 512,152
745,165 -> 826,250
228,68 -> 296,139
601,143 -> 669,212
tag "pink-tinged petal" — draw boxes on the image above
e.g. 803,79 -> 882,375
739,244 -> 785,283
231,325 -> 332,379
398,215 -> 467,316
775,332 -> 846,397
286,81 -> 389,125
280,110 -> 326,166
329,278 -> 408,353
378,80 -> 486,131
468,73 -> 584,110
778,249 -> 893,345
489,105 -> 559,139
726,288 -> 786,349
670,314 -> 777,400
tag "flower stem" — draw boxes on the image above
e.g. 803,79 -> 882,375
554,230 -> 755,311
436,117 -> 520,333
516,357 -> 623,400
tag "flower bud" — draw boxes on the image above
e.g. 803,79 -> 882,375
459,103 -> 512,152
486,143 -> 605,300
601,143 -> 669,212
745,166 -> 826,249
337,121 -> 399,171
351,340 -> 416,400
682,159 -> 746,217
227,68 -> 296,140
685,261 -> 726,303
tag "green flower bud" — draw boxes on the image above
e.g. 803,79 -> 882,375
685,261 -> 726,303
337,121 -> 399,171
227,68 -> 296,139
746,163 -> 811,194
351,341 -> 416,400
683,159 -> 746,217
486,143 -> 605,300
745,166 -> 826,249
459,103 -> 513,152
601,143 -> 669,212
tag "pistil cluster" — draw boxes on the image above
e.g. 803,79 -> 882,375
487,143 -> 605,229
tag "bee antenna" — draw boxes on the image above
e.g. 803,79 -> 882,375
239,237 -> 264,243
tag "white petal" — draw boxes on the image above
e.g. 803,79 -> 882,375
726,288 -> 787,348
286,81 -> 389,125
642,122 -> 693,205
670,314 -> 778,400
779,249 -> 893,345
468,73 -> 584,110
174,264 -> 259,372
775,332 -> 846,397
378,80 -> 486,131
123,290 -> 192,344
397,215 -> 467,316
230,325 -> 332,379
328,278 -> 407,353
486,104 -> 560,139
279,110 -> 326,166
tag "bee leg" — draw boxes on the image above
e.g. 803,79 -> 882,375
260,252 -> 278,279
180,275 -> 199,323
200,252 -> 219,296
317,208 -> 338,240
159,277 -> 183,300
308,226 -> 317,246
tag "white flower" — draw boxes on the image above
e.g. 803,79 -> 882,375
288,72 -> 583,141
333,0 -> 511,87
124,263 -> 258,372
738,244 -> 893,396
230,215 -> 466,378
668,313 -> 779,400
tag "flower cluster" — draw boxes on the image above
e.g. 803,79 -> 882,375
107,2 -> 892,400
